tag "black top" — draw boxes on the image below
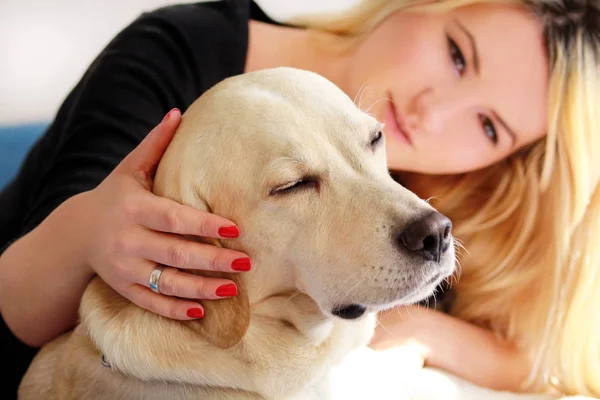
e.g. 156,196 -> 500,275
0,1 -> 276,396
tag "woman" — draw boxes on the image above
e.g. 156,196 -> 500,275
0,0 -> 598,398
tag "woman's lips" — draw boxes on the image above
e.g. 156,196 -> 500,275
385,93 -> 413,146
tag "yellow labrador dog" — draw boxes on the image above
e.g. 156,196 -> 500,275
19,67 -> 456,400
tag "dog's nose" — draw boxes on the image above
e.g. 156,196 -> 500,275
398,211 -> 452,262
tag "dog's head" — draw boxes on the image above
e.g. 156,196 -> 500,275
154,67 -> 456,348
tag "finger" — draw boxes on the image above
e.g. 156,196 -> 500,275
124,283 -> 206,320
118,108 -> 182,175
135,264 -> 238,300
131,228 -> 251,272
135,194 -> 242,239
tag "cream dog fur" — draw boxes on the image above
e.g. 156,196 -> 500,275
18,67 -> 456,400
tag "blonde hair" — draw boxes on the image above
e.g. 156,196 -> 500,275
291,0 -> 600,396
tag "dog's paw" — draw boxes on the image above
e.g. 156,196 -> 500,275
371,341 -> 428,373
327,346 -> 421,399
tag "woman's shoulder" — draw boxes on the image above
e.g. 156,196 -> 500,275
131,1 -> 279,41
134,0 -> 252,37
108,1 -> 252,66
88,0 -> 265,91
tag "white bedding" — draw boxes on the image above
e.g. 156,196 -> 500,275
328,345 -> 586,400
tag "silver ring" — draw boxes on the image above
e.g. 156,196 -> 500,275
149,265 -> 166,294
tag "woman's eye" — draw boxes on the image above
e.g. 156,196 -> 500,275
370,130 -> 383,147
270,179 -> 317,196
479,115 -> 498,145
447,36 -> 466,75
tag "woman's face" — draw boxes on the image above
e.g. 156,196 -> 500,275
344,2 -> 549,174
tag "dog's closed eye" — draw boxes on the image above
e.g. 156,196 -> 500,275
270,177 -> 319,196
370,130 -> 384,148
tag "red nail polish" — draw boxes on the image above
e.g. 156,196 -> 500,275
218,226 -> 240,238
163,108 -> 179,122
186,307 -> 204,319
215,283 -> 238,297
231,257 -> 251,271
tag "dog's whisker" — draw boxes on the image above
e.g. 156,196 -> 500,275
453,238 -> 470,258
338,267 -> 372,305
454,269 -> 462,283
364,96 -> 390,115
337,268 -> 365,299
353,80 -> 371,110
448,274 -> 460,289
278,289 -> 303,315
423,195 -> 442,204
345,269 -> 372,303
450,257 -> 463,282
454,243 -> 468,256
334,271 -> 363,306
374,315 -> 396,337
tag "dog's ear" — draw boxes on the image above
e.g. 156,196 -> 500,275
183,197 -> 251,349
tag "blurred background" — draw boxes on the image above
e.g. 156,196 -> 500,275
0,0 -> 361,189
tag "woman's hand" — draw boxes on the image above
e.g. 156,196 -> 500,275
74,108 -> 250,320
370,305 -> 432,356
370,305 -> 532,393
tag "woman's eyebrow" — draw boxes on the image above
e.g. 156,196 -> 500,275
453,18 -> 480,74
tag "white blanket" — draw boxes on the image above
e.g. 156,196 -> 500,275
328,346 -> 588,400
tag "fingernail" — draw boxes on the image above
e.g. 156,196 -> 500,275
232,257 -> 251,271
186,307 -> 204,319
163,108 -> 179,122
218,225 -> 240,238
215,283 -> 238,297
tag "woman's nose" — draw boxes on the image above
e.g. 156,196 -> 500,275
406,85 -> 482,135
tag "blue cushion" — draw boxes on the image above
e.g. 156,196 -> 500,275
0,123 -> 48,191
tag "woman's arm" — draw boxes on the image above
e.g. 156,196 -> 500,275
0,112 -> 185,347
369,305 -> 532,393
0,194 -> 95,347
0,104 -> 186,349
